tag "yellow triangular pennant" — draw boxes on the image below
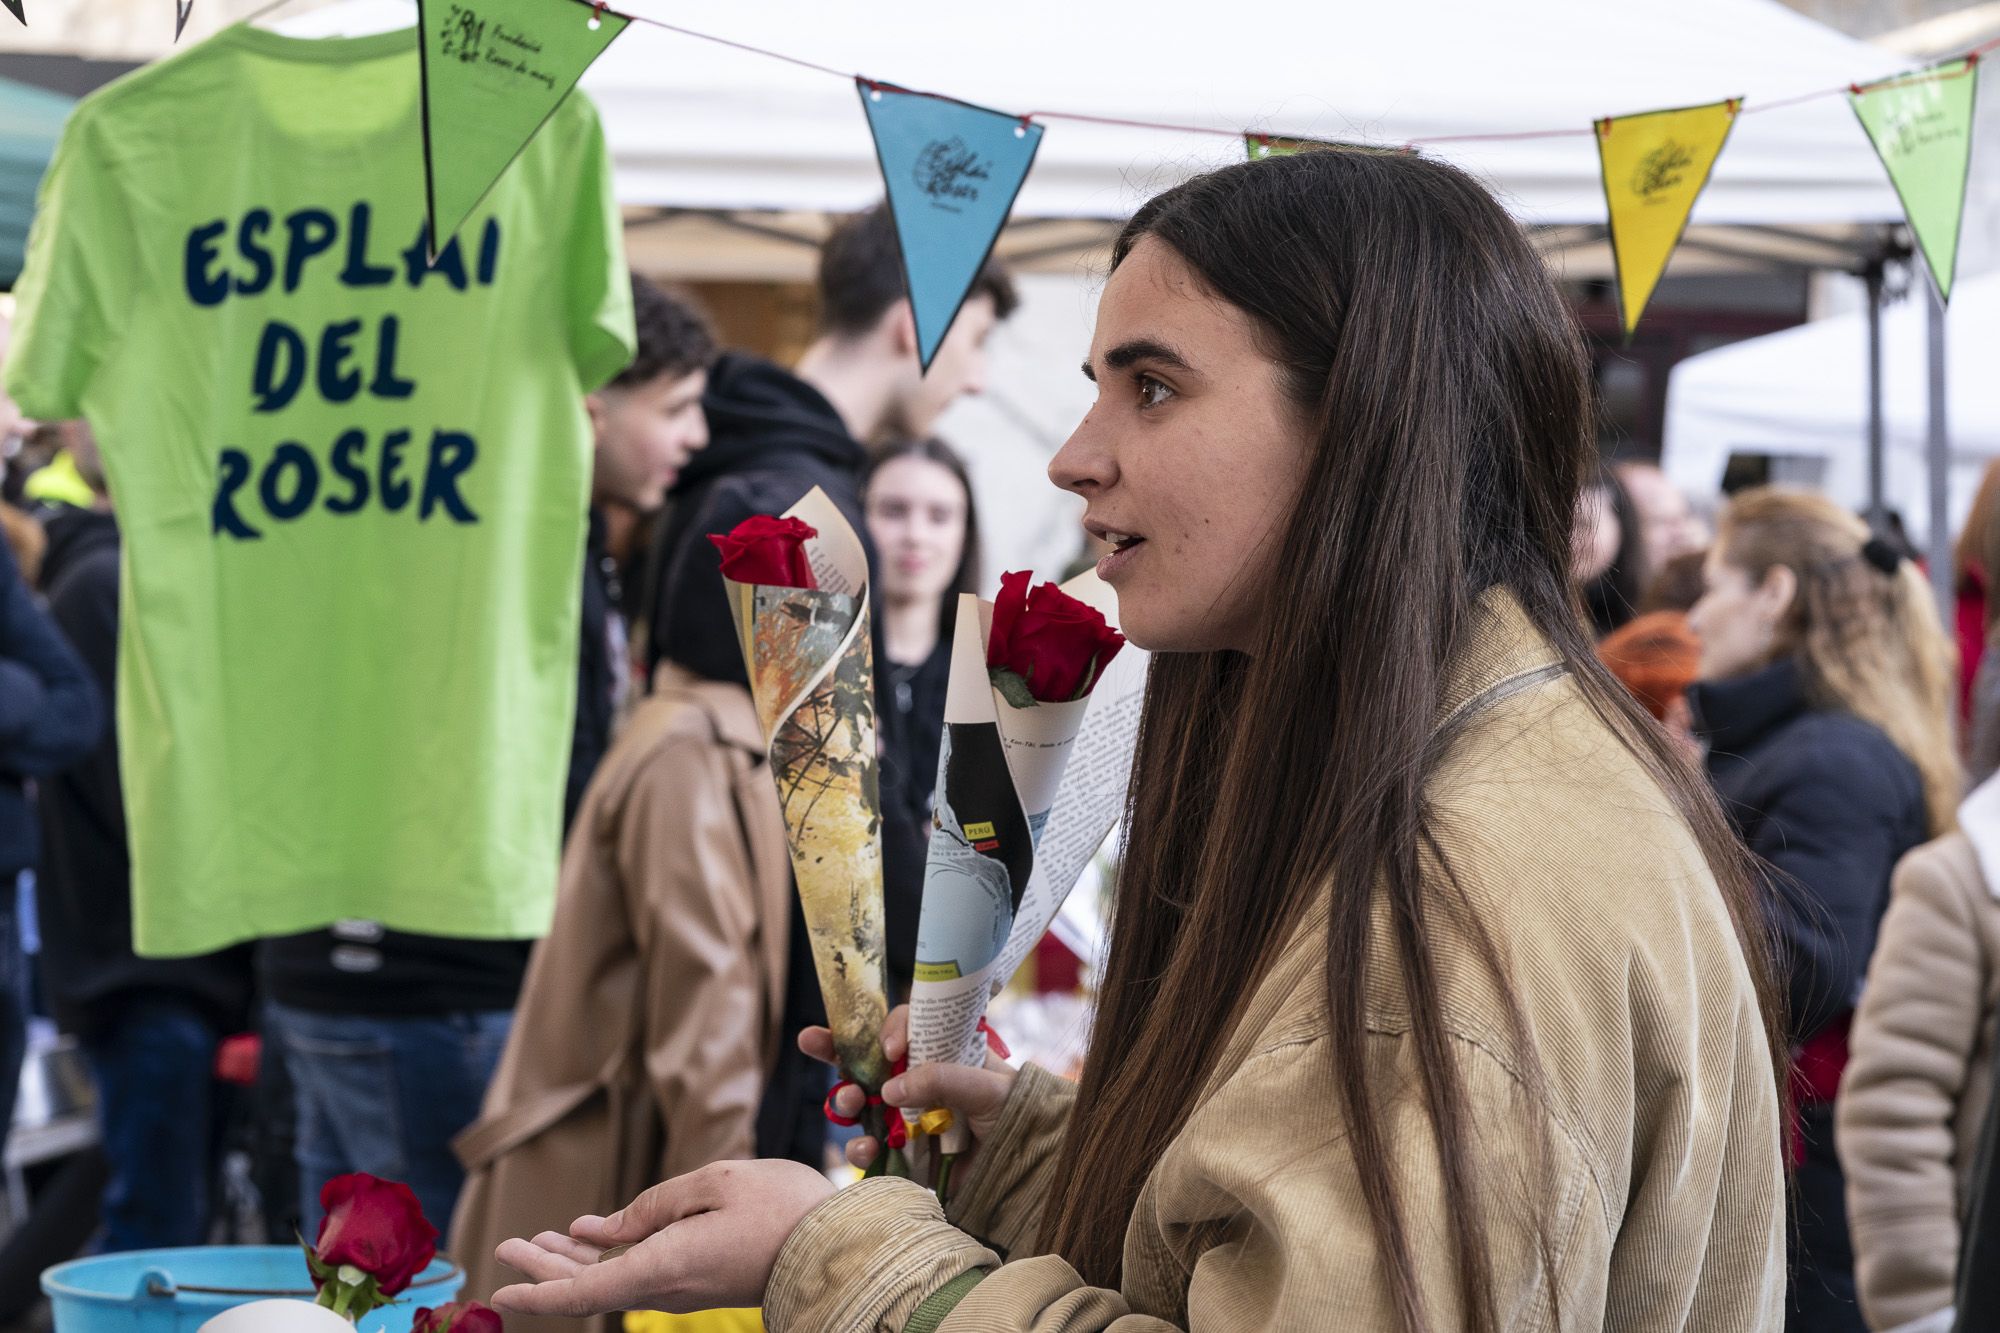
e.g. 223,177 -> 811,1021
1596,98 -> 1740,337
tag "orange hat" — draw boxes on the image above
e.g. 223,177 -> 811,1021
1597,611 -> 1700,722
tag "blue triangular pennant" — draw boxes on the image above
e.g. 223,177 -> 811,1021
857,79 -> 1043,372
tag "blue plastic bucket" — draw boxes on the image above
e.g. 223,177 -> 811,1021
43,1247 -> 463,1332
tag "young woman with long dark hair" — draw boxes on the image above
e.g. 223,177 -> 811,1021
490,149 -> 1787,1333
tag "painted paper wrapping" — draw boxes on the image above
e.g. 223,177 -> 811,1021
907,571 -> 1144,1150
718,488 -> 890,1090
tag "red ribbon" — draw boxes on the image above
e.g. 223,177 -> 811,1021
823,1078 -> 879,1128
978,1018 -> 1011,1060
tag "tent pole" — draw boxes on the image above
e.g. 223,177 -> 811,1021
1865,252 -> 1886,530
1927,281 -> 1951,624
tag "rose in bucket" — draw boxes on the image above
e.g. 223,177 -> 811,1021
414,1301 -> 505,1332
197,1172 -> 456,1332
305,1173 -> 440,1320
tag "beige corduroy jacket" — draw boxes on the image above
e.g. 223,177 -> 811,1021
762,594 -> 1786,1333
1839,800 -> 2000,1333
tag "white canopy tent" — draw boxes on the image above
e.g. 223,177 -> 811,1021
573,0 -> 1907,227
272,0 -> 1929,580
1663,272 -> 2000,546
278,0 -> 1911,228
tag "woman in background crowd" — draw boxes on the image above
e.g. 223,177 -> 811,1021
1840,732 -> 2000,1333
865,436 -> 981,856
1573,467 -> 1642,638
1687,488 -> 1959,1333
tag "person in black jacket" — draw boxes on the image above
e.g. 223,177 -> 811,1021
1686,486 -> 1960,1333
35,423 -> 255,1250
637,204 -> 1015,1165
0,490 -> 100,1144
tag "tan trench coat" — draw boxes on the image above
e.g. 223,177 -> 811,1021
449,666 -> 791,1333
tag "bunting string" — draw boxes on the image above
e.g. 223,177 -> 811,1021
559,0 -> 1999,150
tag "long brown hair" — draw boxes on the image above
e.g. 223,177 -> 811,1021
1039,150 -> 1784,1331
1718,488 -> 1960,834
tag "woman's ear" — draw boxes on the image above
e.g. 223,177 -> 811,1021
1756,563 -> 1798,625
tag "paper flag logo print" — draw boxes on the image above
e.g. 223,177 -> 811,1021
418,0 -> 627,255
858,80 -> 1043,372
4,0 -> 23,25
1850,59 -> 1979,302
1596,99 -> 1739,337
175,0 -> 192,39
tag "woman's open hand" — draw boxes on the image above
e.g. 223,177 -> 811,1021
800,1004 -> 1017,1177
489,1159 -> 832,1318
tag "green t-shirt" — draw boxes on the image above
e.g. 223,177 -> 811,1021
6,24 -> 635,957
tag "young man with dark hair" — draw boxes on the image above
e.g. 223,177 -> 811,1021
639,202 -> 1014,1168
260,277 -> 718,1236
571,277 -> 718,827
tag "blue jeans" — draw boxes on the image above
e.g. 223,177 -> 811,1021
83,997 -> 221,1250
269,1004 -> 511,1240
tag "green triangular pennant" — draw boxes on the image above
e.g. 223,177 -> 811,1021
1850,59 -> 1979,301
1245,133 -> 1406,160
418,0 -> 627,256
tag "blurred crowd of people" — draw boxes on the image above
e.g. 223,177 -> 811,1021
1579,458 -> 2000,1332
1,188 -> 1999,1333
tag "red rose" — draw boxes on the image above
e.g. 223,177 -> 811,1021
987,570 -> 1126,703
413,1301 -> 504,1333
314,1173 -> 438,1297
709,515 -> 819,588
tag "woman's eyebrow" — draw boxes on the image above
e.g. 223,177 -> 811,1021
1082,337 -> 1195,382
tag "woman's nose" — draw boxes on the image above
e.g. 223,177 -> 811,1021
1049,411 -> 1112,496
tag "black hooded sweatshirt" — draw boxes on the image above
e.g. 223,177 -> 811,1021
36,506 -> 253,1041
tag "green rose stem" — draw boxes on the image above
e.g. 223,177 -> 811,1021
936,1153 -> 959,1207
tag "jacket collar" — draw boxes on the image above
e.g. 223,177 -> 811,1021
650,662 -> 768,756
1687,658 -> 1809,757
1436,588 -> 1568,730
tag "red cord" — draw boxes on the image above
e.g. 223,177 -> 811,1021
557,0 -> 1992,151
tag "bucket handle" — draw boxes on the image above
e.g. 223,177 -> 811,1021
137,1267 -> 178,1301
129,1261 -> 464,1301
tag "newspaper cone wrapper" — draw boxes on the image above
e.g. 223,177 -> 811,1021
906,573 -> 1131,1153
719,488 -> 890,1092
988,573 -> 1147,995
